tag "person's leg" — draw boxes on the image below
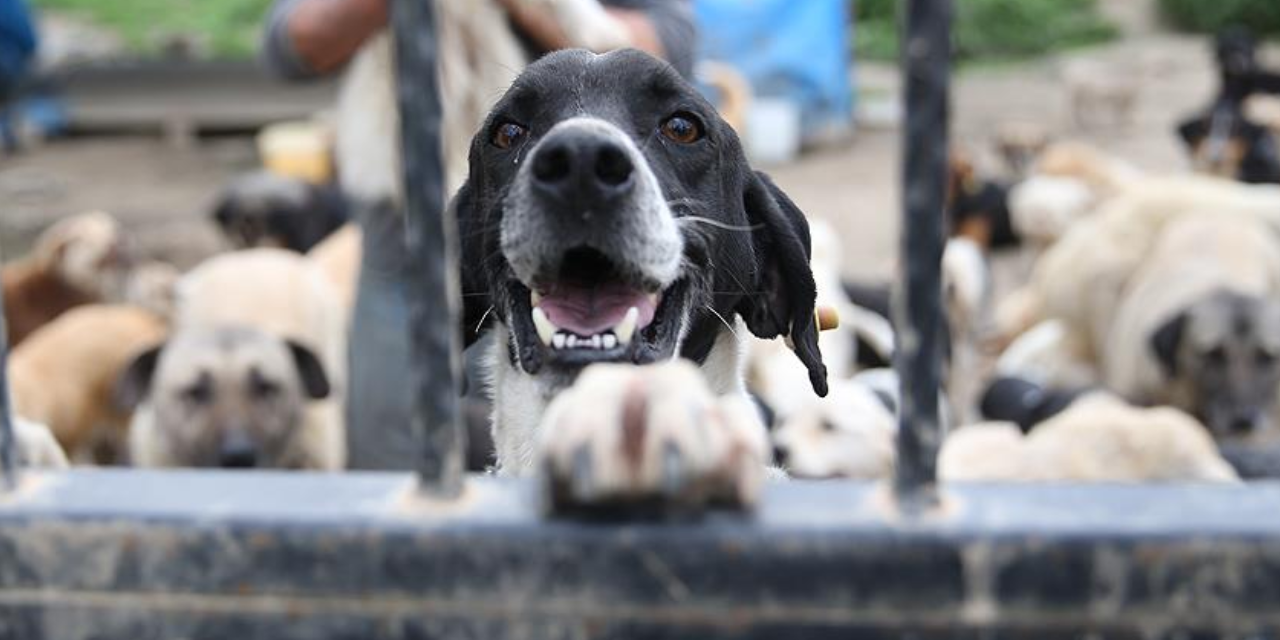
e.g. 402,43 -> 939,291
0,80 -> 17,154
345,200 -> 419,469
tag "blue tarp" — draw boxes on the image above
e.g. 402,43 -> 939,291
694,0 -> 854,140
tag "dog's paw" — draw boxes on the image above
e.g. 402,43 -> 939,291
537,361 -> 767,514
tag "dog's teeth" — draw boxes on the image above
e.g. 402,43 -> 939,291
615,307 -> 639,345
531,291 -> 542,305
567,335 -> 579,349
531,307 -> 556,346
591,334 -> 602,349
602,333 -> 617,349
647,293 -> 660,306
552,333 -> 567,349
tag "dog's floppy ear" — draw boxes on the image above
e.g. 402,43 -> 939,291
115,344 -> 164,410
450,181 -> 493,347
736,171 -> 828,397
285,340 -> 331,400
1151,311 -> 1188,378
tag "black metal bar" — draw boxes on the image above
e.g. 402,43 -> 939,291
0,274 -> 15,488
894,0 -> 952,508
390,0 -> 466,496
4,470 -> 1280,638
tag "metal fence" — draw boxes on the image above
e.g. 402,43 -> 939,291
2,0 -> 1279,638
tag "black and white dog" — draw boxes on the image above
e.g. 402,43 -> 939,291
453,49 -> 827,505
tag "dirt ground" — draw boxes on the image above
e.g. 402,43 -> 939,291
0,32 -> 1233,285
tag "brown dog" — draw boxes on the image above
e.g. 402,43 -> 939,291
2,211 -> 131,347
8,304 -> 168,463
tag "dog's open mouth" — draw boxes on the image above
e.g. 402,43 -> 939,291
508,247 -> 686,370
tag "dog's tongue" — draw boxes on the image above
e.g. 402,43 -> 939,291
537,282 -> 657,336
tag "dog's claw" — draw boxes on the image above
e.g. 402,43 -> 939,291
661,440 -> 685,496
571,445 -> 595,502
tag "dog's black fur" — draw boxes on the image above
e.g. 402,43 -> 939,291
979,376 -> 1091,433
212,172 -> 350,253
451,49 -> 826,395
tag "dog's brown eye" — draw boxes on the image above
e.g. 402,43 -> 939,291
248,370 -> 280,400
660,114 -> 703,144
492,122 -> 527,150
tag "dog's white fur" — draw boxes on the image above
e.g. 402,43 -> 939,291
539,359 -> 766,505
8,304 -> 168,463
489,315 -> 752,477
940,393 -> 1238,482
131,248 -> 348,470
772,375 -> 896,480
10,417 -> 70,469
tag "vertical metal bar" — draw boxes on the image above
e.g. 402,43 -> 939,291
893,0 -> 951,509
0,276 -> 17,488
391,0 -> 466,496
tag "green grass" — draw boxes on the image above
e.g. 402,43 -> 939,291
854,0 -> 1118,63
1158,0 -> 1280,36
30,0 -> 273,58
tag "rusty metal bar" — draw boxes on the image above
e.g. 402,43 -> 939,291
390,0 -> 466,495
4,470 -> 1280,638
893,0 -> 952,508
0,275 -> 15,488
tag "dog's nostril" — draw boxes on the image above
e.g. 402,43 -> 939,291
533,145 -> 572,183
594,144 -> 633,187
772,445 -> 789,467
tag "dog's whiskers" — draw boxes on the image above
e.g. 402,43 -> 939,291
475,305 -> 495,333
704,305 -> 739,340
678,216 -> 761,232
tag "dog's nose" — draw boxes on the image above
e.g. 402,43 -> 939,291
772,444 -> 790,468
1230,412 -> 1260,435
219,432 -> 259,468
531,129 -> 634,206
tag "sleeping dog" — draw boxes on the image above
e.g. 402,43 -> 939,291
453,49 -> 827,506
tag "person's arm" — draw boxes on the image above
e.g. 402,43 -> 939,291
262,0 -> 388,80
495,0 -> 665,58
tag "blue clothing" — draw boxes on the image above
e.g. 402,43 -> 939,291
0,0 -> 36,87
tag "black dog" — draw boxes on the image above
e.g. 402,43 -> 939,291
450,49 -> 826,484
212,171 -> 349,253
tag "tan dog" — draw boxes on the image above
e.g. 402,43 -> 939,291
306,223 -> 360,313
8,304 -> 167,463
940,393 -> 1237,482
999,175 -> 1280,347
1103,212 -> 1280,439
2,211 -> 131,347
120,326 -> 334,469
123,248 -> 346,469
